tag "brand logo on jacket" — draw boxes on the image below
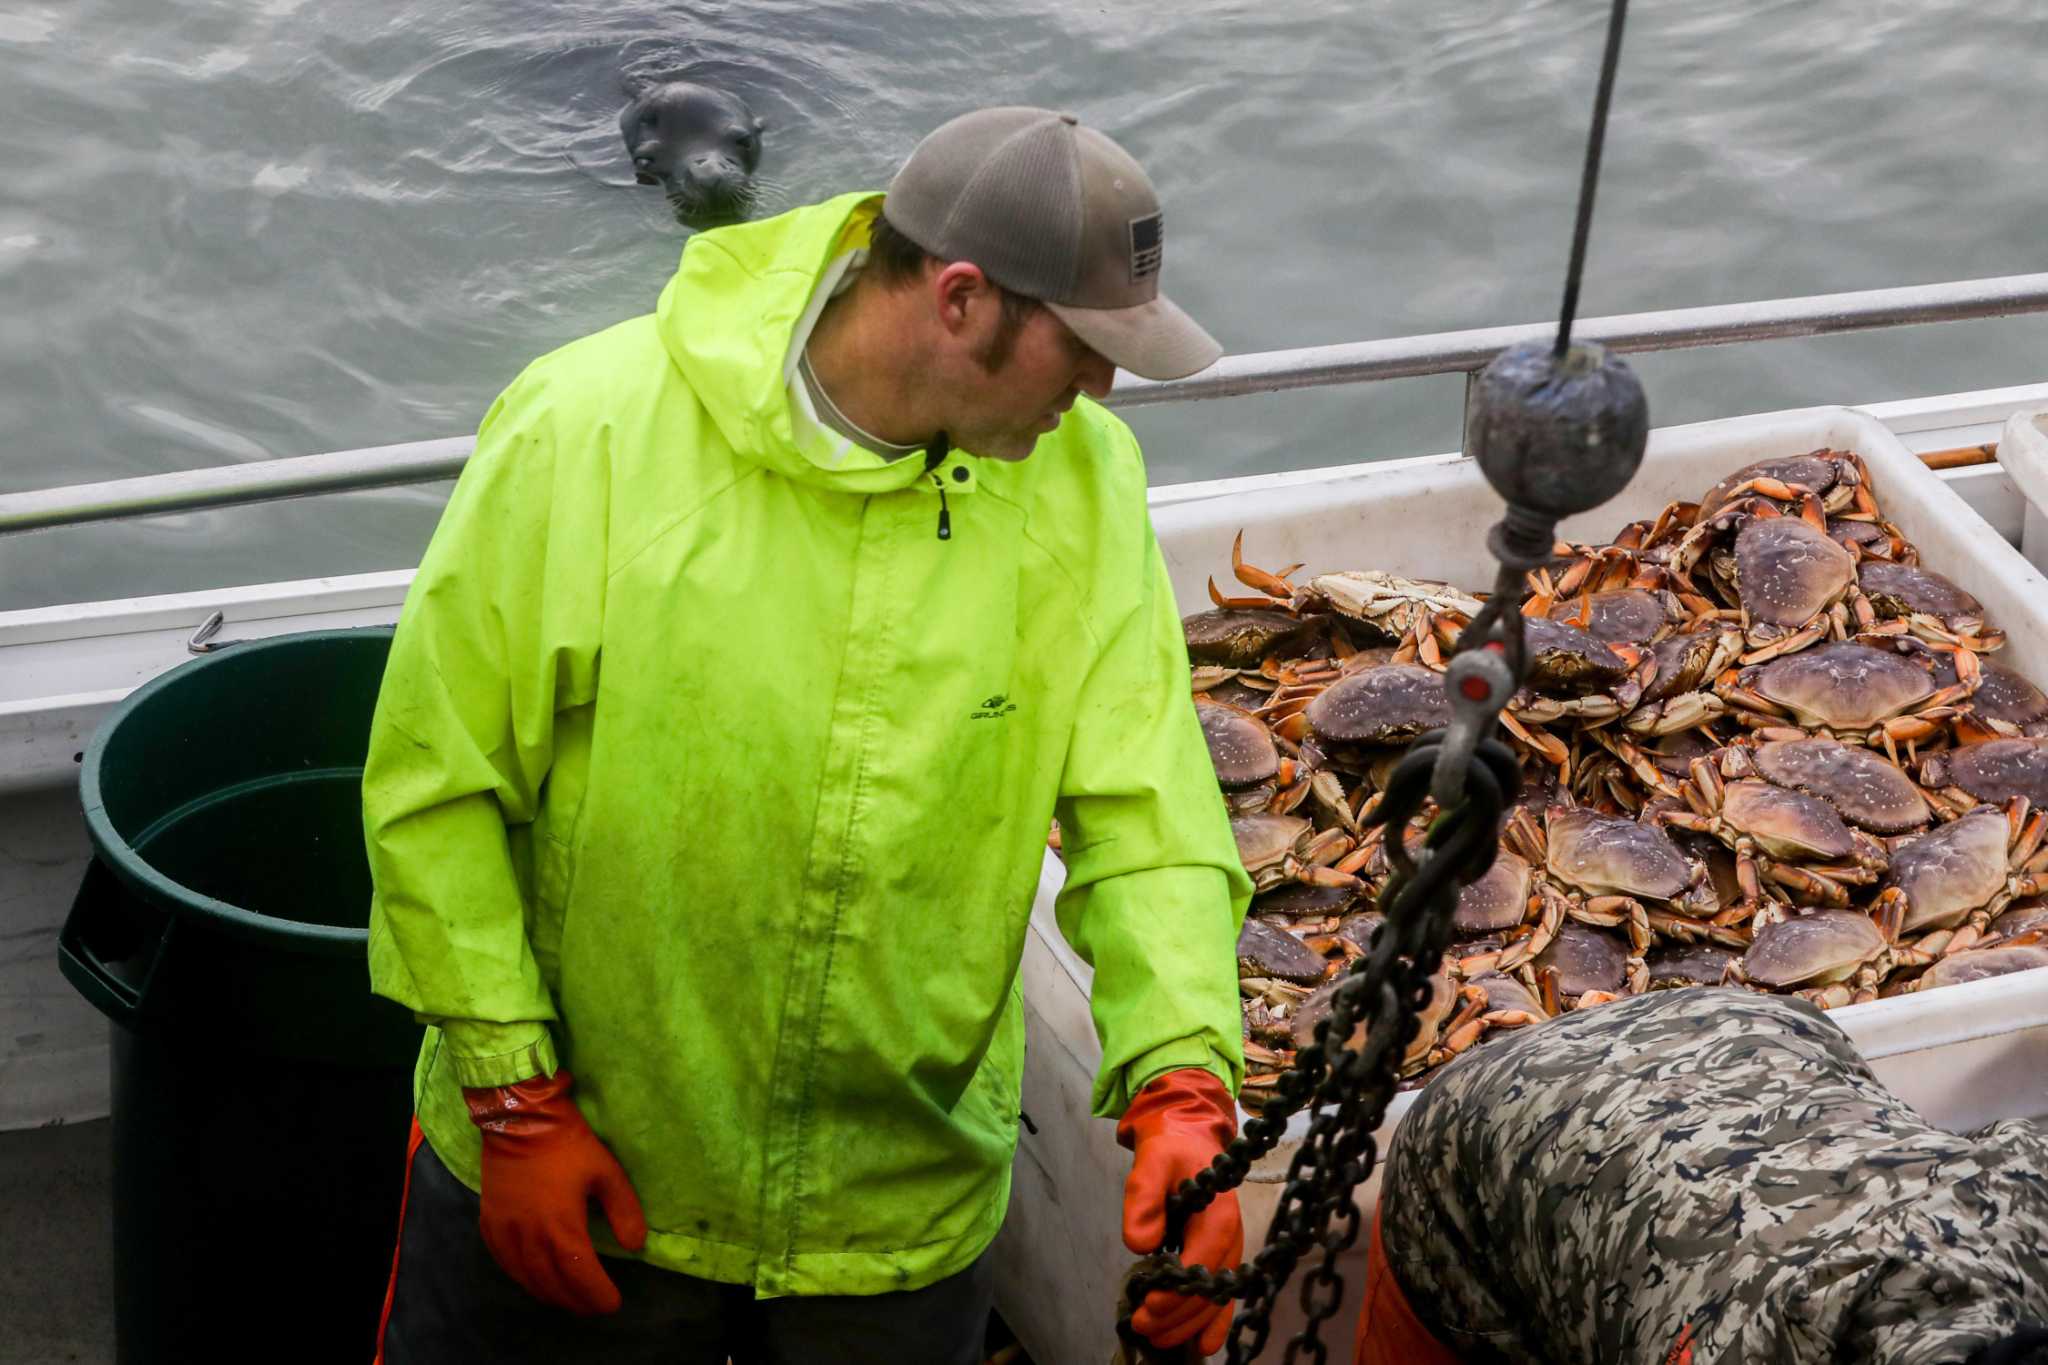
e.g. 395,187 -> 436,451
1663,1320 -> 1696,1365
971,694 -> 1018,720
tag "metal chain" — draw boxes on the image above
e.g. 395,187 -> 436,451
1113,1 -> 1638,1345
1116,731 -> 1521,1363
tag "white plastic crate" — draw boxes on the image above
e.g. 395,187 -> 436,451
992,405 -> 2048,1363
1993,405 -> 2048,576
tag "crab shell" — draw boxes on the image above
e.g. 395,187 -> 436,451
1970,661 -> 2048,732
1718,780 -> 1860,862
1740,908 -> 1885,988
1289,966 -> 1455,1068
1336,910 -> 1386,952
1730,515 -> 1857,628
1199,674 -> 1274,712
1735,642 -> 1936,731
1225,783 -> 1279,816
1921,738 -> 2048,807
1669,824 -> 1745,905
1573,589 -> 1682,645
1237,918 -> 1330,984
1644,942 -> 1738,989
1748,737 -> 1931,834
1453,848 -> 1533,935
1469,971 -> 1545,1016
1533,920 -> 1630,998
1183,608 -> 1316,667
1252,883 -> 1360,920
1698,451 -> 1860,519
1231,813 -> 1312,875
1304,664 -> 1450,746
1895,636 -> 1967,689
1642,629 -> 1740,705
1857,560 -> 1985,631
1197,702 -> 1280,789
1880,810 -> 2011,935
1829,517 -> 1904,561
1916,943 -> 2048,990
1242,997 -> 1295,1048
1546,806 -> 1704,903
1521,616 -> 1633,693
1988,901 -> 2048,942
1301,571 -> 1483,641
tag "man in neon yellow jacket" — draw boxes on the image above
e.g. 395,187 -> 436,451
364,107 -> 1253,1363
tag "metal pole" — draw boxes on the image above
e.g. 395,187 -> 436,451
0,438 -> 472,536
5,274 -> 2048,535
1104,273 -> 2048,409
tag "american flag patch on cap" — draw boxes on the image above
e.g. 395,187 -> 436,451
1128,212 -> 1163,282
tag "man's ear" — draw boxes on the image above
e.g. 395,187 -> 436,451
930,262 -> 994,338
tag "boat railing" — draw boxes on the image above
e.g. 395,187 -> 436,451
5,272 -> 2047,536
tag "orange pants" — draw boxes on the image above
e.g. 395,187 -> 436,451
1354,1205 -> 1465,1365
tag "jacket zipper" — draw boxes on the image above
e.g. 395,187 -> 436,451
923,434 -> 953,542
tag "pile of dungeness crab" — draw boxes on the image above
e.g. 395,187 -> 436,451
1184,449 -> 2048,1109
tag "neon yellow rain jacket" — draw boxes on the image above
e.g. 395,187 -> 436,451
363,191 -> 1251,1297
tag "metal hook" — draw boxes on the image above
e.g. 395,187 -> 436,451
1430,645 -> 1518,809
1428,560 -> 1529,810
186,611 -> 236,654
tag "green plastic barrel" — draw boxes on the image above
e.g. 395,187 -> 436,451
58,627 -> 421,1365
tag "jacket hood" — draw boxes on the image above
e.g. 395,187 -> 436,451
656,191 -> 938,495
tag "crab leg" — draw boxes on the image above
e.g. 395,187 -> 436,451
1231,530 -> 1298,600
1496,889 -> 1564,972
1292,862 -> 1364,891
1254,694 -> 1315,723
1499,711 -> 1570,767
1588,729 -> 1682,799
1271,711 -> 1313,744
1763,863 -> 1852,908
1299,828 -> 1354,867
1310,770 -> 1361,835
1331,836 -> 1379,878
1571,895 -> 1653,954
1207,575 -> 1283,612
1501,807 -> 1546,866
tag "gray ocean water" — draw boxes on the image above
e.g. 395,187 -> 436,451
3,0 -> 2045,611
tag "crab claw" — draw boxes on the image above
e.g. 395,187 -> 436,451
1208,575 -> 1283,611
1231,530 -> 1298,600
1744,477 -> 1803,501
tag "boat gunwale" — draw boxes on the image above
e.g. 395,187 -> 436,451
5,274 -> 2048,537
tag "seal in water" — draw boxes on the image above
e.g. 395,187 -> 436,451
619,81 -> 764,228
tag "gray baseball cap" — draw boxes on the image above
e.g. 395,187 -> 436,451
882,106 -> 1222,381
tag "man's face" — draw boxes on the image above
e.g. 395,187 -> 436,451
944,296 -> 1118,463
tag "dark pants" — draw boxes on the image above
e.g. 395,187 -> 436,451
376,1128 -> 997,1365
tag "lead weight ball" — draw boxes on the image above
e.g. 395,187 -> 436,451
1465,338 -> 1649,525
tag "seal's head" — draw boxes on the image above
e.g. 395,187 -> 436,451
619,81 -> 764,228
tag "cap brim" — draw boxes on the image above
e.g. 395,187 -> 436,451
1046,293 -> 1222,382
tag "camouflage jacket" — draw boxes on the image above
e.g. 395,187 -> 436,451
1379,990 -> 2048,1364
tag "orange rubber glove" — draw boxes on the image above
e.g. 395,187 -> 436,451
462,1069 -> 648,1315
1118,1068 -> 1244,1359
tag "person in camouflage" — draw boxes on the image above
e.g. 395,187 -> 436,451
1362,989 -> 2048,1365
